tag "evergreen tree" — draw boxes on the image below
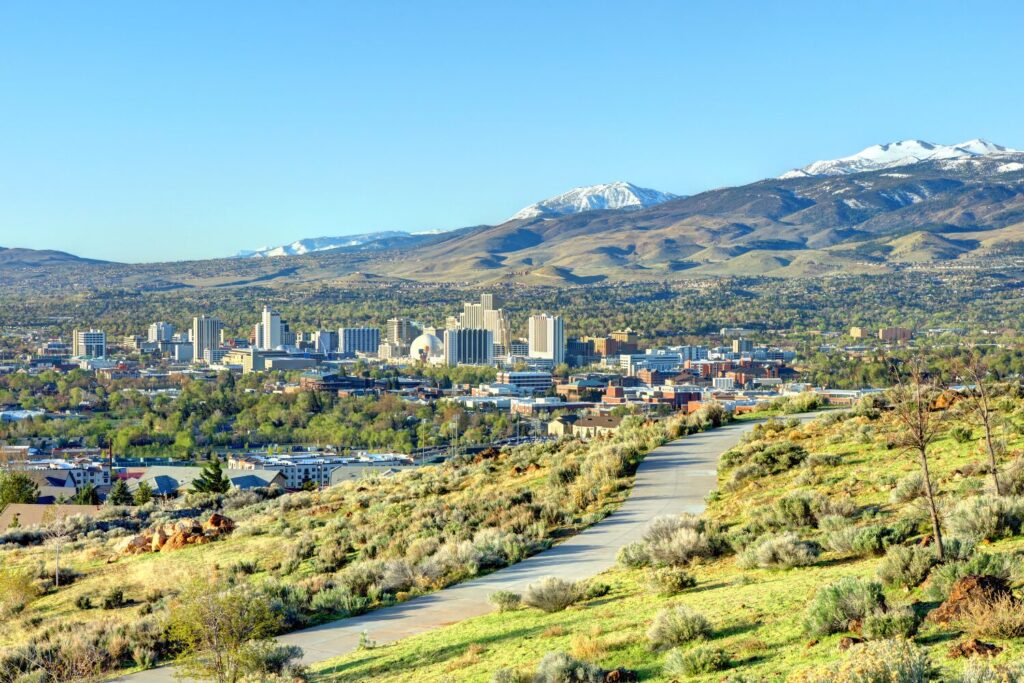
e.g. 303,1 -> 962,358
0,471 -> 38,509
72,484 -> 99,505
134,480 -> 154,505
191,458 -> 231,494
106,478 -> 133,506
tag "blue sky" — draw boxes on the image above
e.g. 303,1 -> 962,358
2,1 -> 1023,263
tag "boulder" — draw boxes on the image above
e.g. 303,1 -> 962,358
838,636 -> 865,651
203,513 -> 236,535
929,575 -> 1016,625
117,533 -> 152,555
151,527 -> 169,552
948,638 -> 1002,659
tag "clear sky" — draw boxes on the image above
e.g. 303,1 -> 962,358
2,1 -> 1023,263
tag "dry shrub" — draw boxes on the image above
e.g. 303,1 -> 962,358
570,633 -> 606,661
542,625 -> 565,638
961,595 -> 1024,638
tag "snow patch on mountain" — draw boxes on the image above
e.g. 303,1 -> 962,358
780,138 -> 1021,178
510,181 -> 679,221
238,231 -> 418,258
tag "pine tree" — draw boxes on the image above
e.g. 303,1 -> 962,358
191,458 -> 231,494
134,480 -> 154,505
72,484 -> 99,505
106,478 -> 133,506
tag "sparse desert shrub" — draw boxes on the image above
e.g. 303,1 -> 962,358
524,577 -> 581,613
958,661 -> 1024,683
489,590 -> 521,612
770,492 -> 819,529
74,594 -> 92,610
532,651 -> 606,683
309,586 -> 369,617
101,588 -> 125,610
948,495 -> 1024,542
663,644 -> 730,676
647,605 -> 712,650
877,545 -> 935,589
737,532 -> 819,569
890,473 -> 924,504
792,638 -> 933,683
642,514 -> 722,566
491,668 -> 528,683
0,568 -> 39,617
646,567 -> 696,596
616,542 -> 651,569
950,426 -> 974,444
846,525 -> 903,557
803,577 -> 886,637
960,595 -> 1024,638
862,606 -> 919,640
583,581 -> 610,600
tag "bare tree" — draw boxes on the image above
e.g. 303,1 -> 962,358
956,355 -> 1005,496
42,509 -> 74,587
888,357 -> 946,560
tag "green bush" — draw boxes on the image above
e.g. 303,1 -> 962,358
101,588 -> 125,610
615,542 -> 651,569
523,577 -> 581,613
647,605 -> 712,650
889,473 -> 923,504
646,567 -> 697,596
803,577 -> 886,637
489,590 -> 521,612
877,545 -> 935,589
950,426 -> 974,444
663,644 -> 730,676
958,661 -> 1024,683
862,606 -> 919,640
948,495 -> 1024,542
532,651 -> 606,683
737,532 -> 820,569
793,639 -> 934,683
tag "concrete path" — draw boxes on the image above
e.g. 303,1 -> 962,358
118,417 -> 798,681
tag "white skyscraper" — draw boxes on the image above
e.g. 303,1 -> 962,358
255,306 -> 282,350
528,314 -> 565,365
72,329 -> 106,358
147,321 -> 175,343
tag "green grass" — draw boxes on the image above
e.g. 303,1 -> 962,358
309,408 -> 1024,682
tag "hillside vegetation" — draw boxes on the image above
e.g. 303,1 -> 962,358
0,409 -> 729,681
309,395 -> 1024,682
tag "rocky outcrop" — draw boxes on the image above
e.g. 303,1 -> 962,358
115,514 -> 235,557
948,638 -> 1002,659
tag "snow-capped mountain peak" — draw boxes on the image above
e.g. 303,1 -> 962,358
779,138 -> 1021,178
510,181 -> 679,221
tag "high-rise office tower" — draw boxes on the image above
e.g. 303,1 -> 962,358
528,314 -> 566,365
192,316 -> 223,364
254,306 -> 282,350
387,318 -> 421,345
338,327 -> 381,355
443,328 -> 494,366
72,329 -> 106,358
147,321 -> 175,343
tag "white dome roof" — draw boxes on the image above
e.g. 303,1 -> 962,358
410,333 -> 444,360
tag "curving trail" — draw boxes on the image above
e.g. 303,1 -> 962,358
118,416 -> 813,681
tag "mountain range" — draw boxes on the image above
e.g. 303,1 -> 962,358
5,138 -> 1024,290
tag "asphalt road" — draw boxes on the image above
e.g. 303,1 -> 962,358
117,416 -> 794,681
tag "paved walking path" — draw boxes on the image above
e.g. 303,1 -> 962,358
119,416 -> 810,681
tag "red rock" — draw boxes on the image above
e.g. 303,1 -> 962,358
948,638 -> 1003,659
838,636 -> 864,651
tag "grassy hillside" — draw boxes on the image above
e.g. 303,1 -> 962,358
309,400 -> 1024,682
0,410 -> 729,680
